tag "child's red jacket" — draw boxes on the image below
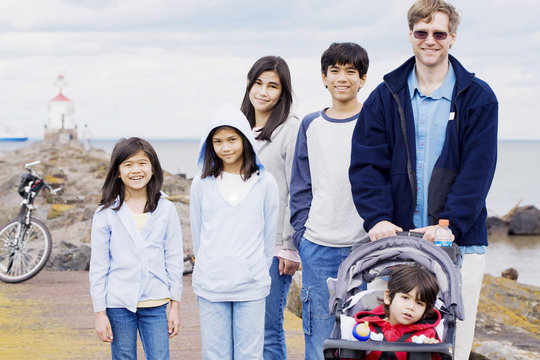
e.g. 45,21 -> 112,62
354,305 -> 442,360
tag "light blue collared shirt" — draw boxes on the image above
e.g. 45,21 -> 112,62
408,64 -> 485,255
408,63 -> 455,228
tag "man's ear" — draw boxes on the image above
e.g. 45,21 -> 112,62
321,72 -> 328,89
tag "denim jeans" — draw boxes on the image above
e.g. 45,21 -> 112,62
106,303 -> 169,360
197,296 -> 266,360
298,237 -> 352,360
263,256 -> 293,360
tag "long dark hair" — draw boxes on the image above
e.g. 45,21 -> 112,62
99,137 -> 163,213
200,126 -> 258,181
240,56 -> 293,141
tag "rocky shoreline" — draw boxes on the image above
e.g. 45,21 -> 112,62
1,141 -> 539,359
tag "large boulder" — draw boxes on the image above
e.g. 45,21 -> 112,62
473,274 -> 540,359
486,216 -> 509,235
508,205 -> 540,235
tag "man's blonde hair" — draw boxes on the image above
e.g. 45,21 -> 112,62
408,0 -> 460,34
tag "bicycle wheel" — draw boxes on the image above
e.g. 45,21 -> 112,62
0,218 -> 52,283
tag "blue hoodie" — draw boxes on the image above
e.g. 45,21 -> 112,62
190,103 -> 279,302
349,55 -> 498,246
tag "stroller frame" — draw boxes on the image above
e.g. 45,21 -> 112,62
324,234 -> 464,360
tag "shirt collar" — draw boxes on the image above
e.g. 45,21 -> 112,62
408,62 -> 456,100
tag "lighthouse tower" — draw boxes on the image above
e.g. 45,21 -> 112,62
44,74 -> 77,143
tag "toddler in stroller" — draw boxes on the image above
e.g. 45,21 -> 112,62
324,234 -> 464,360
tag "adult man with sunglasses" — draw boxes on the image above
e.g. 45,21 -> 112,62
349,1 -> 498,359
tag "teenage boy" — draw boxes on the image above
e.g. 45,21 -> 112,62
290,42 -> 369,360
349,1 -> 498,359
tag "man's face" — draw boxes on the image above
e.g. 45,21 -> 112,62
409,11 -> 456,69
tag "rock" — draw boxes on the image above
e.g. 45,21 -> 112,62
486,216 -> 509,235
501,267 -> 519,281
286,271 -> 303,318
473,274 -> 540,359
508,205 -> 540,235
48,242 -> 91,271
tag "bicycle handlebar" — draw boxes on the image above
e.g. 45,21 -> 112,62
23,160 -> 62,194
24,160 -> 41,169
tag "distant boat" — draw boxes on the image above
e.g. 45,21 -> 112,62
0,130 -> 28,142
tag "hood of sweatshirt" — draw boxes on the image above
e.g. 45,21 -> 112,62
196,103 -> 265,175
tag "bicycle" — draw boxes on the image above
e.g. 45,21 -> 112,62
0,161 -> 62,283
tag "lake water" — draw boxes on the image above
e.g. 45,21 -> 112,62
1,139 -> 539,287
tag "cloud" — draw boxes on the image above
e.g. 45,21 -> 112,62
0,0 -> 538,140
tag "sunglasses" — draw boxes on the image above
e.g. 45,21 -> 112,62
413,30 -> 448,41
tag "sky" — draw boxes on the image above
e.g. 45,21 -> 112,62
0,0 -> 538,140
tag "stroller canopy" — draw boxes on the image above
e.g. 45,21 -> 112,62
328,235 -> 464,320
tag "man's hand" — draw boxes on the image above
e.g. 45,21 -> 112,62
411,225 -> 439,242
95,311 -> 113,343
368,221 -> 403,241
279,258 -> 300,276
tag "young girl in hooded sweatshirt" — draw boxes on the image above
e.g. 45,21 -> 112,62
190,103 -> 279,360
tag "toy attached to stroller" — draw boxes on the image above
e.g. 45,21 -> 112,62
324,233 -> 464,360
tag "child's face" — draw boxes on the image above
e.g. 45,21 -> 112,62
384,287 -> 427,326
118,150 -> 153,195
249,70 -> 282,119
322,63 -> 366,104
212,127 -> 244,174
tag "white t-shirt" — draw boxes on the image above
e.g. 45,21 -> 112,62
216,171 -> 259,206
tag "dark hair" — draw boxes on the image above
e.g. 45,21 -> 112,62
99,137 -> 163,213
240,56 -> 293,141
408,0 -> 460,34
200,126 -> 259,181
383,263 -> 439,318
321,42 -> 369,77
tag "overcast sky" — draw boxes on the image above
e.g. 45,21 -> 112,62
0,0 -> 537,140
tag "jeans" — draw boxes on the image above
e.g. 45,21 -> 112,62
263,256 -> 293,360
106,303 -> 169,360
197,296 -> 266,360
298,237 -> 352,360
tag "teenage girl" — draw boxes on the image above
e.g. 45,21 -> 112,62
190,103 -> 279,360
240,55 -> 300,359
89,137 -> 183,360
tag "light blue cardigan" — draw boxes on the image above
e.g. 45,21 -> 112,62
89,197 -> 183,313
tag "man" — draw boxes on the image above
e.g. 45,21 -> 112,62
349,1 -> 498,359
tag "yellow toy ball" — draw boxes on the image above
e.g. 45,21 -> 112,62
352,321 -> 371,341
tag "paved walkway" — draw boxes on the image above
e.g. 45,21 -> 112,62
0,271 -> 305,359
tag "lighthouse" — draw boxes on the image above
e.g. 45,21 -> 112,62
44,74 -> 77,143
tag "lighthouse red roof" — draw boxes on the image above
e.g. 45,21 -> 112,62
51,92 -> 71,102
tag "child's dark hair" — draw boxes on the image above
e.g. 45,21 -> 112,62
200,126 -> 259,181
384,263 -> 439,318
321,42 -> 369,77
240,56 -> 293,141
99,137 -> 163,213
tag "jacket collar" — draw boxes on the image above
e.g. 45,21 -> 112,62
383,54 -> 475,96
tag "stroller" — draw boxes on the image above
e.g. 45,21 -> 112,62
324,233 -> 464,360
